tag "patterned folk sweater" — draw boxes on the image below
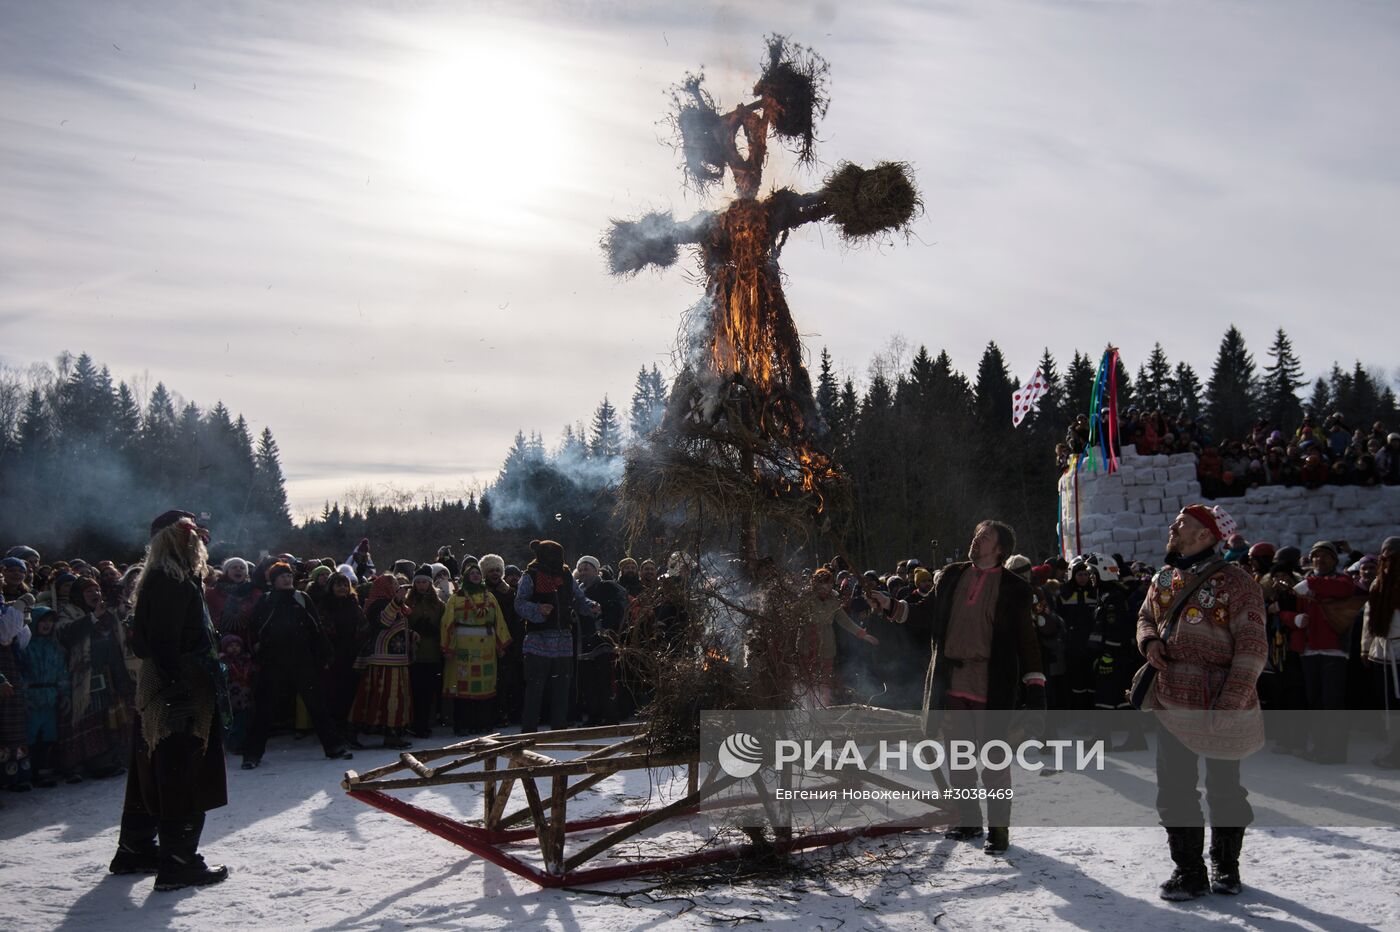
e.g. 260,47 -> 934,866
1136,557 -> 1268,758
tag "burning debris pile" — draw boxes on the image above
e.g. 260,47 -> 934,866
617,565 -> 826,754
603,35 -> 921,739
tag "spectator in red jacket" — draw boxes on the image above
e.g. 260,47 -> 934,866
1285,541 -> 1367,763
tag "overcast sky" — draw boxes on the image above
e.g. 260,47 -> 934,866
3,0 -> 1398,519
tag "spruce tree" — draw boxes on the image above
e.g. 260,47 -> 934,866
973,342 -> 1014,428
628,367 -> 661,439
1204,325 -> 1258,439
253,427 -> 293,530
1261,328 -> 1305,432
142,383 -> 179,491
1137,343 -> 1173,412
1172,362 -> 1203,419
1326,363 -> 1352,421
1348,362 -> 1379,427
1307,376 -> 1331,418
1061,351 -> 1095,424
815,347 -> 839,426
1027,348 -> 1062,433
16,389 -> 50,458
112,383 -> 143,450
558,423 -> 588,461
589,396 -> 623,460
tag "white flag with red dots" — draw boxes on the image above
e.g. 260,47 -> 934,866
1011,369 -> 1048,428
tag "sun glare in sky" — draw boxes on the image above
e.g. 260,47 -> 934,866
397,34 -> 570,220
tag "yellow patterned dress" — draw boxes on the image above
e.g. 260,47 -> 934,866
441,588 -> 512,700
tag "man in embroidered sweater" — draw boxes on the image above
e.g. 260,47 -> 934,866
1137,504 -> 1267,901
870,519 -> 1045,856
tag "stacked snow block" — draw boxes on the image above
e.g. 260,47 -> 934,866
1063,445 -> 1400,565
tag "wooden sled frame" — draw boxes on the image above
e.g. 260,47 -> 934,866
342,710 -> 954,888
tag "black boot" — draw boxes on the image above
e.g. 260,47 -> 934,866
1209,827 -> 1245,895
1159,827 -> 1209,901
154,814 -> 229,892
944,826 -> 984,841
109,811 -> 161,875
31,743 -> 58,789
983,827 -> 1009,855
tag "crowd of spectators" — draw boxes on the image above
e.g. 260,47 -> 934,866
1058,409 -> 1400,497
3,519 -> 1397,808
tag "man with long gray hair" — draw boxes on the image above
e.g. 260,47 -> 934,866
109,510 -> 230,891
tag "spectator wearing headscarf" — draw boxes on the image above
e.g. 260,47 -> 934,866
350,575 -> 416,749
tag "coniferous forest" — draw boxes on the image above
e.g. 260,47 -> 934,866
2,329 -> 1395,568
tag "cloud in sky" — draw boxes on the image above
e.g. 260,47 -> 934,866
3,0 -> 1398,517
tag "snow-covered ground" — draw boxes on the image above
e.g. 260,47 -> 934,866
4,731 -> 1398,931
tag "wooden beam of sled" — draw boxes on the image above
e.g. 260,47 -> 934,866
400,753 -> 433,779
548,775 -> 568,872
429,737 -> 528,780
344,724 -> 645,787
353,749 -> 697,792
495,734 -> 651,830
561,771 -> 740,872
519,775 -> 551,864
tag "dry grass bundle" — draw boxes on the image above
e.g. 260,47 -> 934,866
603,211 -> 681,276
821,161 -> 922,242
754,34 -> 830,165
669,74 -> 729,191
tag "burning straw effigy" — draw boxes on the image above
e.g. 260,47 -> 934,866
605,34 -> 921,737
607,37 -> 917,567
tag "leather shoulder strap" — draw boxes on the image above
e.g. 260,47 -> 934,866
1159,558 -> 1230,641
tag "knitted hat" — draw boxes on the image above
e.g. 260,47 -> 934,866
413,564 -> 434,582
576,555 -> 601,571
429,563 -> 449,578
1181,503 -> 1236,542
912,567 -> 935,586
30,604 -> 53,623
478,553 -> 505,576
504,564 -> 522,577
1,557 -> 26,570
221,557 -> 248,575
150,509 -> 196,536
1003,555 -> 1032,579
461,554 -> 479,568
267,561 -> 295,583
1382,537 -> 1400,555
617,557 -> 639,572
310,565 -> 332,580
